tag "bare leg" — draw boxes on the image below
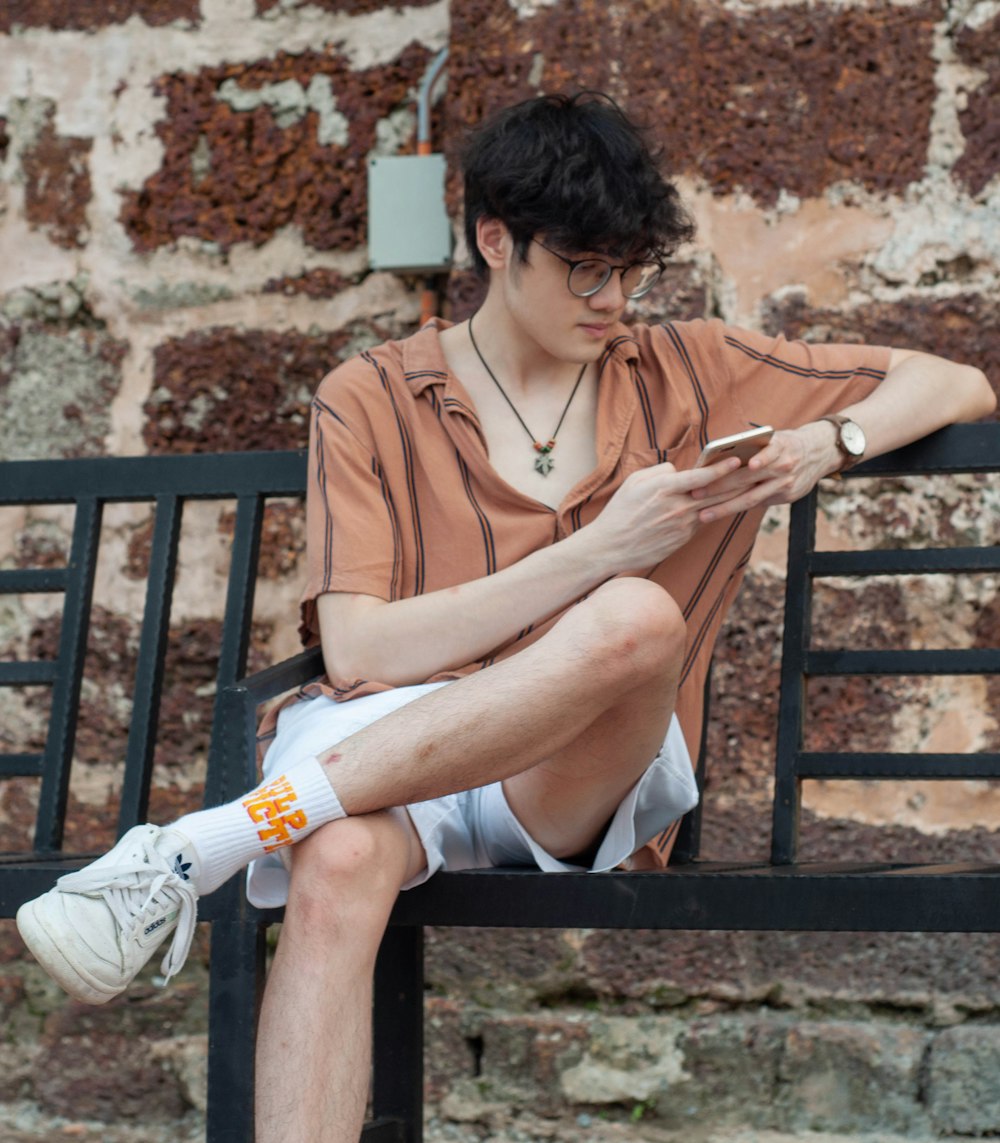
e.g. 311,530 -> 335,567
255,810 -> 426,1143
257,577 -> 688,1140
322,577 -> 687,837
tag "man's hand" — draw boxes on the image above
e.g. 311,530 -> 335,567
690,423 -> 840,522
581,455 -> 744,574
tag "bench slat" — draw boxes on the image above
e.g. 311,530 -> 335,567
386,866 -> 1000,932
0,753 -> 44,776
118,494 -> 183,834
810,547 -> 1000,576
806,647 -> 1000,676
0,450 -> 307,504
796,751 -> 1000,778
0,661 -> 58,685
34,498 -> 102,853
0,568 -> 69,593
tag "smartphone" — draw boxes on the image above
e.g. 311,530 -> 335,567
694,425 -> 774,468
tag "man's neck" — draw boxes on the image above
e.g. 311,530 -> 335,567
468,311 -> 590,398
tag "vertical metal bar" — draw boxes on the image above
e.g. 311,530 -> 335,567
770,491 -> 817,864
205,896 -> 267,1143
34,497 -> 103,853
117,495 -> 182,835
204,494 -> 264,809
671,661 -> 713,864
372,925 -> 425,1143
202,681 -> 269,1143
203,495 -> 265,1140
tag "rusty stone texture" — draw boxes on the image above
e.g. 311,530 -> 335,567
144,326 -> 361,453
692,567 -> 999,871
120,44 -> 430,253
0,0 -> 198,32
577,896 -> 1000,1010
445,0 -> 939,207
0,118 -> 9,162
124,513 -> 155,580
262,267 -> 352,298
256,0 -> 436,12
954,12 -> 1000,196
763,293 -> 1000,418
222,500 -> 305,580
700,572 -> 918,811
34,1032 -> 187,1122
21,110 -> 92,249
12,519 -> 70,569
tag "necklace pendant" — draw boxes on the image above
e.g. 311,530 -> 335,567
533,442 -> 555,476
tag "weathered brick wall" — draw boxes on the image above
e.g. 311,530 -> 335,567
0,0 -> 998,1138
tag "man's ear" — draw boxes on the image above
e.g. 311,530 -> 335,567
476,216 -> 510,272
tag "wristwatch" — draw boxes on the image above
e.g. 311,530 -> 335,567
820,414 -> 866,470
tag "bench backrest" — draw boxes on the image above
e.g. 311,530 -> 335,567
1,424 -> 997,865
773,423 -> 1000,861
0,450 -> 306,856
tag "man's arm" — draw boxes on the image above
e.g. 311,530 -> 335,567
695,348 -> 996,522
317,455 -> 744,687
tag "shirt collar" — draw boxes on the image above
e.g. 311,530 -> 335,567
401,318 -> 457,395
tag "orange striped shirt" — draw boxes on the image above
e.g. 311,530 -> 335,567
280,317 -> 888,862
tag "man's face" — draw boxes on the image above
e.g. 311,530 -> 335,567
502,235 -> 630,364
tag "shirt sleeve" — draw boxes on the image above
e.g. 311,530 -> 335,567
299,390 -> 400,644
661,320 -> 891,438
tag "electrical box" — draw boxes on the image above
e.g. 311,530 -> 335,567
367,154 -> 453,273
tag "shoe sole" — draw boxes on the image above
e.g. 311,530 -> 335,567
16,899 -> 122,1005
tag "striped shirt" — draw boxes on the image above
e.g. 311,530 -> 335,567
282,317 -> 888,863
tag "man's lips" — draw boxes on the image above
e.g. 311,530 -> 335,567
579,322 -> 611,336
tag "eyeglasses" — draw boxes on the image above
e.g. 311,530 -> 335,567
534,240 -> 664,300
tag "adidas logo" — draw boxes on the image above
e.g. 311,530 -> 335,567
143,908 -> 179,938
173,853 -> 193,881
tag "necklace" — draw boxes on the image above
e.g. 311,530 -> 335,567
467,315 -> 587,477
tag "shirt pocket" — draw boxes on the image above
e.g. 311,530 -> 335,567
619,423 -> 697,478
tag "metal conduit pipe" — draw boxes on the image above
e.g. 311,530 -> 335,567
417,47 -> 449,156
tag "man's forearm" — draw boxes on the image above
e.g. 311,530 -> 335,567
836,349 -> 995,464
317,526 -> 614,687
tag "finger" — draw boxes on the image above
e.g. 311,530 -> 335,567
698,477 -> 786,522
669,457 -> 743,491
692,463 -> 774,499
746,443 -> 781,471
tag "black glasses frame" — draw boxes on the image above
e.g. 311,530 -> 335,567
534,240 -> 664,300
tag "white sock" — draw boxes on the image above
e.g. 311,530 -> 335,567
167,756 -> 345,895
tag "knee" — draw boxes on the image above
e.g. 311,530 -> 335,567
286,814 -> 406,932
583,578 -> 686,680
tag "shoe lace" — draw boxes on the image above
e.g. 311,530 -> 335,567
57,832 -> 198,985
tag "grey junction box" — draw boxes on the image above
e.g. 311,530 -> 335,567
367,153 -> 453,273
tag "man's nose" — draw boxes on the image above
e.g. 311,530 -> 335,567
589,271 -> 627,310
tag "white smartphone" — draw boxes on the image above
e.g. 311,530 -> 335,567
694,425 -> 774,468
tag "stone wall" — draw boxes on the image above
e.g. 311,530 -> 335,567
0,0 -> 997,1138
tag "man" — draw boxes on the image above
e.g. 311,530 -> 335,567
17,92 -> 995,1140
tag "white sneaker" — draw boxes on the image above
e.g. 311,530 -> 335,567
16,823 -> 199,1005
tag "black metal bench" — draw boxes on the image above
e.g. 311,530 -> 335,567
2,423 -> 998,1142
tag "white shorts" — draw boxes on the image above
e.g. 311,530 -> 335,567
246,681 -> 698,909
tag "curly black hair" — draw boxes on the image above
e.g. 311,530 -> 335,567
461,91 -> 695,278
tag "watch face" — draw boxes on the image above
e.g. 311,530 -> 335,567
841,421 -> 866,456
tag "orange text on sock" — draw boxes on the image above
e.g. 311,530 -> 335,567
242,775 -> 309,852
